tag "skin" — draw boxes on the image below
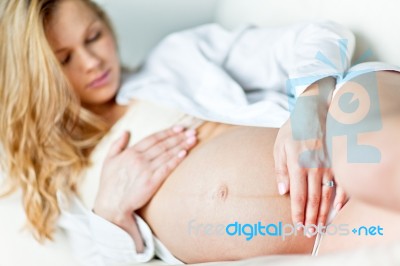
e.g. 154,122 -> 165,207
138,123 -> 316,263
95,127 -> 198,252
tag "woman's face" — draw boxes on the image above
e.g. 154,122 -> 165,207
46,0 -> 120,110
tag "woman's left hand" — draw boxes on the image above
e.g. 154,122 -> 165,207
273,78 -> 348,236
274,118 -> 348,235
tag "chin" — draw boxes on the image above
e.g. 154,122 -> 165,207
82,84 -> 119,107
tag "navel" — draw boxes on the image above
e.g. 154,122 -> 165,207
213,184 -> 229,201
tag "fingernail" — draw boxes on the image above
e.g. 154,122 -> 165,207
307,227 -> 315,238
296,222 -> 303,231
186,136 -> 196,145
177,150 -> 187,158
318,222 -> 326,233
278,182 -> 286,195
172,125 -> 184,133
335,203 -> 343,213
185,129 -> 196,137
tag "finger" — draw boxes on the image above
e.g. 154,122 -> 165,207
288,161 -> 307,230
148,150 -> 188,194
304,169 -> 323,237
144,130 -> 197,161
333,185 -> 348,214
149,137 -> 197,168
106,131 -> 131,159
133,126 -> 187,153
274,144 -> 289,195
317,171 -> 335,227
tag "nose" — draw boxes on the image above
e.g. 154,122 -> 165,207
77,47 -> 101,73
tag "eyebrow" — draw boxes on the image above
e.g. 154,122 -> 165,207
54,18 -> 99,54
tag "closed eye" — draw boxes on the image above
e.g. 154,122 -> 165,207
61,54 -> 71,65
60,31 -> 102,66
86,31 -> 102,43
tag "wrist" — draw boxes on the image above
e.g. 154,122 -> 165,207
93,206 -> 145,253
301,77 -> 335,108
115,212 -> 145,253
293,77 -> 335,126
93,200 -> 132,227
110,209 -> 135,230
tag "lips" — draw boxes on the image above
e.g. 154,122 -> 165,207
87,69 -> 111,89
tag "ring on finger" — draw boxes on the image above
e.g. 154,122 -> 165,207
323,180 -> 335,188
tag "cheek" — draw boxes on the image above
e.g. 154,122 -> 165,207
63,68 -> 85,97
61,66 -> 94,105
98,33 -> 119,66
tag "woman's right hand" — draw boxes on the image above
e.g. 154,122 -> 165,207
93,126 -> 197,225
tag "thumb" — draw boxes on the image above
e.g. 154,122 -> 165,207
106,131 -> 131,159
333,185 -> 348,213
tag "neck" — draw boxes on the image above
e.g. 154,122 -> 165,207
84,99 -> 127,127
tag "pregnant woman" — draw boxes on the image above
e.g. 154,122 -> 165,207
1,0 -> 399,265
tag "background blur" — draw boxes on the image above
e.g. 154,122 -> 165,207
94,0 -> 400,68
94,0 -> 219,67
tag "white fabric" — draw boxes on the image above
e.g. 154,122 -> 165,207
57,21 -> 359,266
117,21 -> 355,128
57,195 -> 183,265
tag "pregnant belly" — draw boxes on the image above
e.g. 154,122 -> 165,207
138,123 -> 314,263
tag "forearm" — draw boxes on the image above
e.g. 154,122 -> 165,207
111,212 -> 145,253
93,207 -> 145,253
300,77 -> 335,112
291,77 -> 336,140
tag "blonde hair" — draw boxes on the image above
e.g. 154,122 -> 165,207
0,0 -> 116,242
